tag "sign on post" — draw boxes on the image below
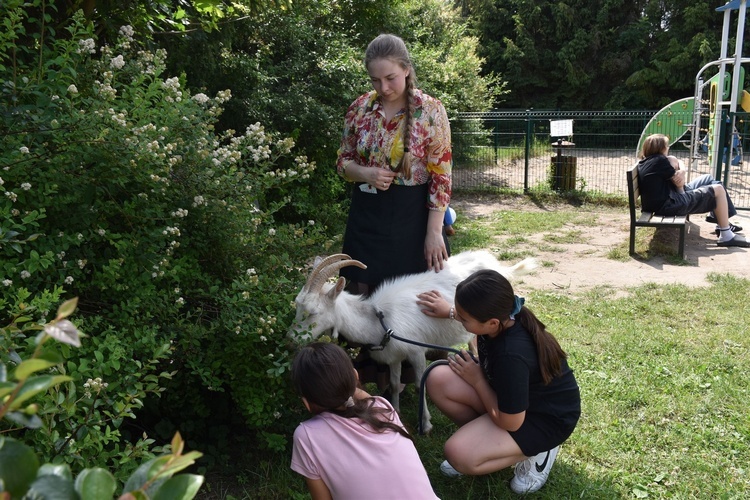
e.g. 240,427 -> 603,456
550,119 -> 574,137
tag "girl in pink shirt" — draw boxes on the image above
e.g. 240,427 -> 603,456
290,342 -> 439,500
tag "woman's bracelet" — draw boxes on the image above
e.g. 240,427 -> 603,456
449,306 -> 455,320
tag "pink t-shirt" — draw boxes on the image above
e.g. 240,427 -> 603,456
291,396 -> 439,500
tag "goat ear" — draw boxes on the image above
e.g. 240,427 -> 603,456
328,277 -> 346,299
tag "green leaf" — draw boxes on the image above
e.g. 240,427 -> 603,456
38,463 -> 73,480
74,468 -> 117,499
151,474 -> 205,500
0,381 -> 15,398
26,474 -> 78,500
122,456 -> 171,493
13,358 -> 57,380
4,410 -> 43,429
0,437 -> 40,498
10,375 -> 72,408
56,297 -> 78,319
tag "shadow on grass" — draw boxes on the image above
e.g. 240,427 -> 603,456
395,383 -> 622,499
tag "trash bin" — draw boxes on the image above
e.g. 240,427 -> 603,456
550,139 -> 577,191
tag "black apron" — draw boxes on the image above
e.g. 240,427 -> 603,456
341,182 -> 449,288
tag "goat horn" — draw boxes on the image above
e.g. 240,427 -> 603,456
306,255 -> 367,292
303,254 -> 351,292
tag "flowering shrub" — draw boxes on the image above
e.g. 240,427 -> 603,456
1,4 -> 333,474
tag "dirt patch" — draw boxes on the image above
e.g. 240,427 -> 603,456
450,193 -> 750,297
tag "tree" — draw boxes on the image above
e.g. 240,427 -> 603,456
461,0 -> 746,110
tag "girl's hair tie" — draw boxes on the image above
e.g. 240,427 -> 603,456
344,396 -> 355,408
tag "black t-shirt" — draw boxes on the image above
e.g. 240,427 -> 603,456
478,322 -> 579,417
637,154 -> 676,213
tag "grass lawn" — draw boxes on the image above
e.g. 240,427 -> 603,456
203,200 -> 750,499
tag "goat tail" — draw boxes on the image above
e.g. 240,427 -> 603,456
507,257 -> 538,277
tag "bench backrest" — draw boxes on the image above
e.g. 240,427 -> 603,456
626,164 -> 640,221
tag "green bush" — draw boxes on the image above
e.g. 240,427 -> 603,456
1,3 -> 333,475
0,297 -> 204,499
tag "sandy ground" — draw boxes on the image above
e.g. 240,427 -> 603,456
450,193 -> 750,297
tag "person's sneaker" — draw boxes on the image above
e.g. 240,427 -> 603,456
714,223 -> 743,236
440,460 -> 463,478
717,234 -> 750,247
510,446 -> 560,494
706,215 -> 718,224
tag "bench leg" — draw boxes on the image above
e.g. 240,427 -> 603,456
678,225 -> 685,259
629,225 -> 636,255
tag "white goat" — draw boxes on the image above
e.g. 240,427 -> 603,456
288,250 -> 536,433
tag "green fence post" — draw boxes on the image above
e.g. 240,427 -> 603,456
524,109 -> 532,193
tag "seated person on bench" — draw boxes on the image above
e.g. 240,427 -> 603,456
638,134 -> 746,248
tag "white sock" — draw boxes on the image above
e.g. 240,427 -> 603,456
718,228 -> 735,242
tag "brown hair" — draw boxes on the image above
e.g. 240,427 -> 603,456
291,342 -> 413,440
455,270 -> 567,385
639,134 -> 669,159
365,34 -> 416,179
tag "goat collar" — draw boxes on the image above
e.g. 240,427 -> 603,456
369,310 -> 393,351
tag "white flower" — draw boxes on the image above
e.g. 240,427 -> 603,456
68,84 -> 78,94
176,297 -> 185,305
110,55 -> 125,69
5,192 -> 17,202
64,276 -> 74,284
21,183 -> 31,191
20,270 -> 31,279
308,220 -> 315,226
192,93 -> 210,104
0,177 -> 3,185
19,146 -> 29,154
3,279 -> 13,287
97,228 -> 106,236
246,268 -> 256,276
77,38 -> 96,54
268,228 -> 276,236
77,233 -> 83,240
119,25 -> 134,39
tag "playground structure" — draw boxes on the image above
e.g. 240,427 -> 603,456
637,0 -> 750,181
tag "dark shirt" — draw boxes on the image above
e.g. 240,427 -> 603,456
478,322 -> 580,417
637,154 -> 676,213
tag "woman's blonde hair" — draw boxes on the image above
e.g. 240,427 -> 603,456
365,34 -> 416,178
639,134 -> 670,159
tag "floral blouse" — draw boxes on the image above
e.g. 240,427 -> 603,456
336,89 -> 452,211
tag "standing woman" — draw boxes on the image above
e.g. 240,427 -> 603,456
337,34 -> 453,295
417,270 -> 581,494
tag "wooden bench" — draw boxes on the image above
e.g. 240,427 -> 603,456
627,164 -> 688,259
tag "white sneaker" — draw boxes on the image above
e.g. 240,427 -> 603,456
440,460 -> 463,478
510,446 -> 560,494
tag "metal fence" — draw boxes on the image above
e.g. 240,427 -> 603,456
450,109 -> 750,210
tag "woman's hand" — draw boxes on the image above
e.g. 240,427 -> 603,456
448,349 -> 482,386
371,167 -> 397,190
416,290 -> 451,318
671,169 -> 686,189
425,210 -> 448,271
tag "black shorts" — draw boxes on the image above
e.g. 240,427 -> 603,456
509,407 -> 581,456
657,186 -> 717,217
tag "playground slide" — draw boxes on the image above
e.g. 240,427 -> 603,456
635,97 -> 695,155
